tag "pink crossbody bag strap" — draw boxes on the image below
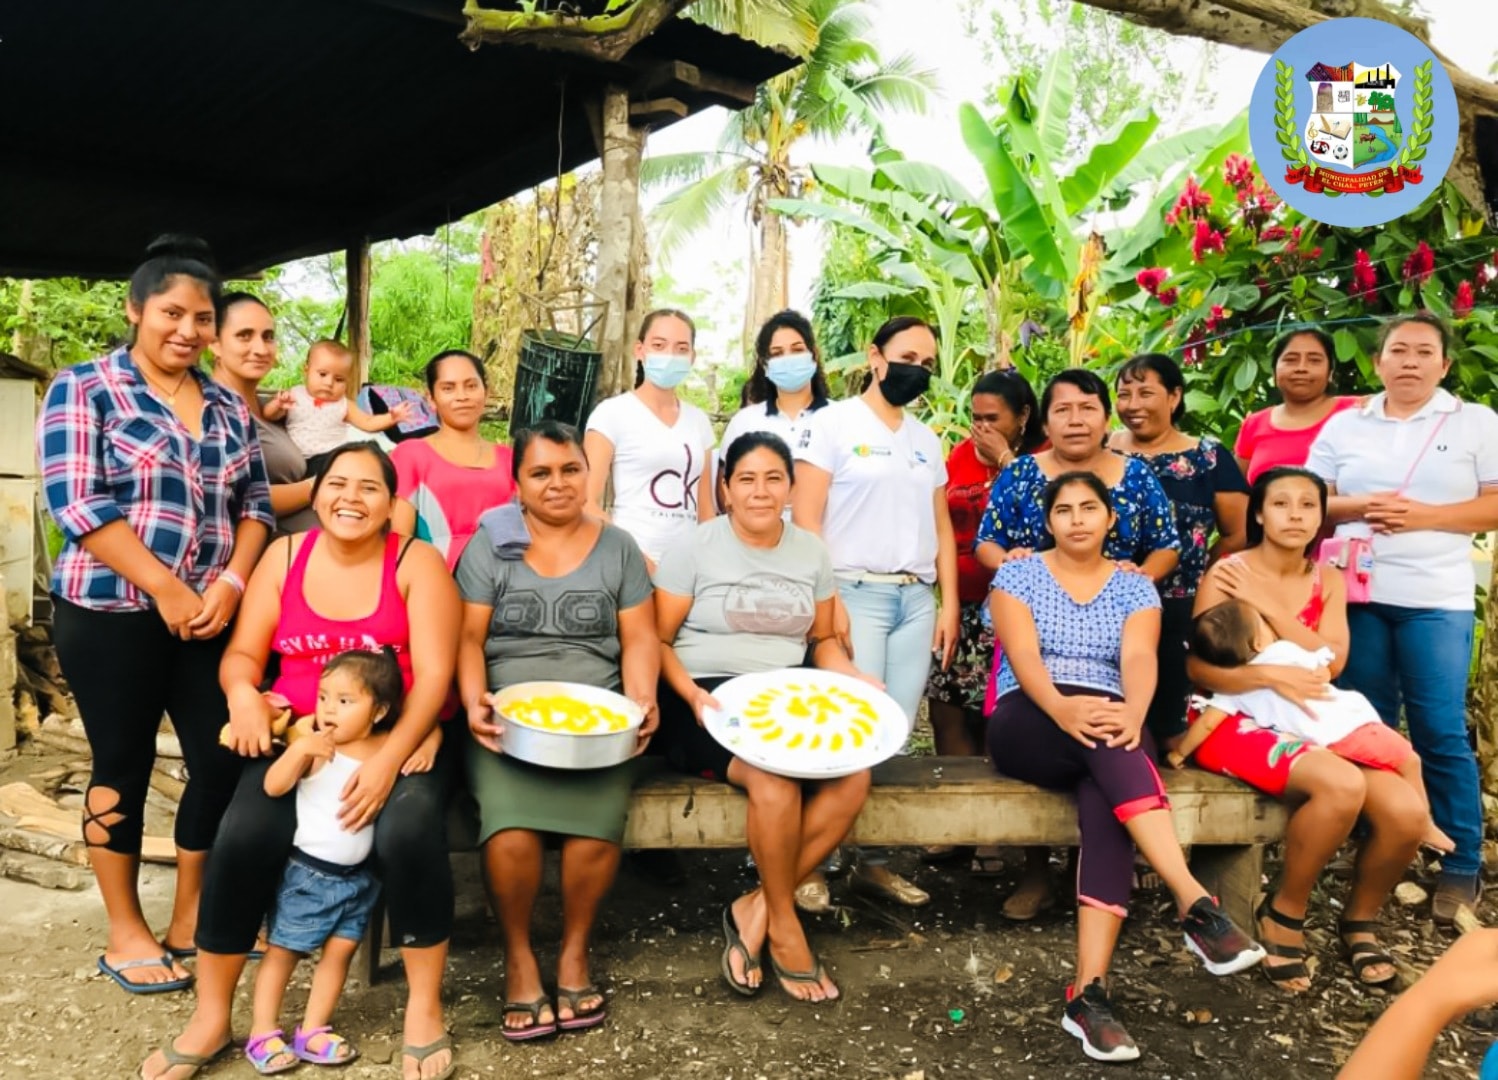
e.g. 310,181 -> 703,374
1396,405 -> 1454,494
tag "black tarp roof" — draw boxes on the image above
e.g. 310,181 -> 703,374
0,0 -> 794,278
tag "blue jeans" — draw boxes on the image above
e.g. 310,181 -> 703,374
838,580 -> 937,728
1340,603 -> 1481,877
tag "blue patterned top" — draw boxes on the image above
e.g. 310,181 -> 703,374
991,555 -> 1161,699
975,453 -> 1180,562
1124,436 -> 1247,600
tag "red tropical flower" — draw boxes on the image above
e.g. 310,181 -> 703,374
1136,267 -> 1169,295
1454,280 -> 1476,319
1259,224 -> 1287,243
1180,176 -> 1212,210
1350,249 -> 1378,303
1157,287 -> 1180,307
1191,218 -> 1226,262
1223,154 -> 1254,190
1401,240 -> 1435,285
1204,304 -> 1226,333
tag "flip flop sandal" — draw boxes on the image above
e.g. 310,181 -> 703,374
1256,895 -> 1312,991
139,1039 -> 231,1080
163,944 -> 267,961
769,953 -> 837,1004
500,998 -> 558,1042
1339,918 -> 1399,988
293,1024 -> 359,1065
720,904 -> 762,997
556,985 -> 608,1031
402,1034 -> 456,1080
97,953 -> 194,995
244,1030 -> 299,1075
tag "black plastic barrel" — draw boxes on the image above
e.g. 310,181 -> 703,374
510,329 -> 603,434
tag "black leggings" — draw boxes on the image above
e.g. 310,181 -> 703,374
196,732 -> 457,954
1145,596 -> 1195,747
51,597 -> 242,855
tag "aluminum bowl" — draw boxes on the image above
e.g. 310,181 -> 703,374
492,681 -> 644,770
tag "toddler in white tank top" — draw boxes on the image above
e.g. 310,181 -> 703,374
245,648 -> 404,1072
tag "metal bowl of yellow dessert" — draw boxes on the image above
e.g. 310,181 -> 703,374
492,681 -> 644,770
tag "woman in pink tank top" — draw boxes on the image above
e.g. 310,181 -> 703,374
144,443 -> 462,1080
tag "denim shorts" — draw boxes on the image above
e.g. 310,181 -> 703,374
267,851 -> 381,954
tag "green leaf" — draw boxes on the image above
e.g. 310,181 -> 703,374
1232,357 -> 1259,392
1060,109 -> 1160,216
876,161 -> 978,206
828,281 -> 917,301
765,196 -> 905,251
1291,275 -> 1307,299
1185,389 -> 1218,415
1334,328 -> 1360,362
1031,49 -> 1078,165
958,103 -> 1071,283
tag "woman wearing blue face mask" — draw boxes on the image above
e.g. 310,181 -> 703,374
719,311 -> 831,486
584,309 -> 717,573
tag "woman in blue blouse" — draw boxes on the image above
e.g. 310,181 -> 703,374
37,236 -> 273,998
988,471 -> 1262,1062
1109,353 -> 1248,749
974,368 -> 1179,920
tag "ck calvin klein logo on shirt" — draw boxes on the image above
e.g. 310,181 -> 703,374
649,442 -> 701,512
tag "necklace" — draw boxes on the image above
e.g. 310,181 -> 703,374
439,431 -> 490,468
138,363 -> 192,405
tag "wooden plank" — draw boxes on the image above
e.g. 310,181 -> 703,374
1191,844 -> 1264,929
346,237 -> 372,395
620,758 -> 1287,849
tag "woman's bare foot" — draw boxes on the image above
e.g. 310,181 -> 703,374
1256,902 -> 1311,994
138,1023 -> 232,1080
498,950 -> 552,1037
726,890 -> 767,991
403,998 -> 454,1079
767,928 -> 839,1003
104,929 -> 191,987
1423,821 -> 1456,854
556,945 -> 602,1022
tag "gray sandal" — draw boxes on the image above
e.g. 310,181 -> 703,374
401,1034 -> 456,1079
720,904 -> 762,997
139,1039 -> 229,1080
769,953 -> 837,1003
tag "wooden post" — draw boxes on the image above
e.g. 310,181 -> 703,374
1476,542 -> 1498,796
346,238 -> 372,396
593,84 -> 646,401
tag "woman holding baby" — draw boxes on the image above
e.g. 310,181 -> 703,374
1185,465 -> 1426,992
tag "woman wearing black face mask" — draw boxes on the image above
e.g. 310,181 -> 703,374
792,316 -> 959,908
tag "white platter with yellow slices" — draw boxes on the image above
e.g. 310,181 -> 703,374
702,669 -> 908,780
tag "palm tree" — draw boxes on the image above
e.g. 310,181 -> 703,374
645,0 -> 935,349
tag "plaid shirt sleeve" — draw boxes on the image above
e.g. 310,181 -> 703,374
37,366 -> 127,542
227,396 -> 276,532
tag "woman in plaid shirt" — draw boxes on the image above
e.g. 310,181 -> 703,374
37,235 -> 273,996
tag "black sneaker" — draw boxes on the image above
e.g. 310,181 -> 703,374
1062,979 -> 1139,1063
1182,896 -> 1267,975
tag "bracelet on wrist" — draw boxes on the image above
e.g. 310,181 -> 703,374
218,569 -> 246,595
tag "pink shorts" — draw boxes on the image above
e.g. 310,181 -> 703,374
1328,723 -> 1414,772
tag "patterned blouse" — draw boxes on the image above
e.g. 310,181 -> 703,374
975,453 -> 1180,564
991,555 -> 1161,699
1124,436 -> 1248,600
38,349 -> 274,611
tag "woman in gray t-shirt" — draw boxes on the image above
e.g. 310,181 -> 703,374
656,432 -> 875,1005
457,422 -> 658,1039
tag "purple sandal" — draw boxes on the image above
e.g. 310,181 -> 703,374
293,1025 -> 359,1066
244,1030 -> 299,1075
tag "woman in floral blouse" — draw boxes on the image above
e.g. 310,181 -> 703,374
973,368 -> 1179,920
1110,353 -> 1248,750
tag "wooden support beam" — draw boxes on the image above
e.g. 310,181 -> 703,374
346,238 -> 372,396
627,58 -> 758,109
630,97 -> 690,123
594,84 -> 646,400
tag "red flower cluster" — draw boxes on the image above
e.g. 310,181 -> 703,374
1260,225 -> 1287,243
1401,240 -> 1435,285
1191,218 -> 1226,262
1349,249 -> 1378,303
1204,304 -> 1226,334
1136,267 -> 1169,294
1454,280 -> 1475,319
1165,175 -> 1213,226
1157,287 -> 1180,307
1223,154 -> 1254,191
1182,331 -> 1206,367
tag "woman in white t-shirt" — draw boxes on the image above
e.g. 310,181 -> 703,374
717,309 -> 831,499
792,315 -> 960,908
1307,311 -> 1498,927
584,309 -> 716,571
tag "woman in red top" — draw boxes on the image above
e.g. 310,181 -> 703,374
143,443 -> 461,1080
1233,329 -> 1358,484
924,370 -> 1044,756
1185,467 -> 1424,993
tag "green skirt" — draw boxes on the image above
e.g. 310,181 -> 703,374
464,734 -> 639,845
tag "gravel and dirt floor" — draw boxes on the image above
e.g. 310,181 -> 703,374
1,742 -> 1493,1079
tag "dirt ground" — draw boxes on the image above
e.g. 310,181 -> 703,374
1,741 -> 1492,1080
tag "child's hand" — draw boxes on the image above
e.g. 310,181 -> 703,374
401,726 -> 443,775
388,401 -> 414,424
1166,751 -> 1187,769
297,729 -> 337,766
263,390 -> 293,421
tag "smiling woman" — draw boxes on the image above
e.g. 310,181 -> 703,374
38,235 -> 274,1006
391,349 -> 515,571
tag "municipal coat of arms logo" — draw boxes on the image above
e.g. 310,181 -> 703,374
1249,18 -> 1457,227
1276,57 -> 1431,196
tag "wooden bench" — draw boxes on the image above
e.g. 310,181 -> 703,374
359,756 -> 1285,981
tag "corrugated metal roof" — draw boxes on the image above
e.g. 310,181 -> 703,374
0,0 -> 795,278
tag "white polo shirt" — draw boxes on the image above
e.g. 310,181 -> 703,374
1306,389 -> 1498,611
794,397 -> 947,583
720,399 -> 827,460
